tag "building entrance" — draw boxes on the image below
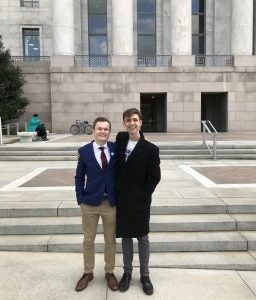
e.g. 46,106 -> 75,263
140,93 -> 166,132
201,93 -> 228,132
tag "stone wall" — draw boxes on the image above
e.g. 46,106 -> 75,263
19,68 -> 51,131
47,66 -> 256,133
0,0 -> 53,56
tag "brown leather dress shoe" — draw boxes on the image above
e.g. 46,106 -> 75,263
105,273 -> 119,291
75,273 -> 93,292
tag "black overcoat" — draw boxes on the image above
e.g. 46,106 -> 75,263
116,132 -> 161,238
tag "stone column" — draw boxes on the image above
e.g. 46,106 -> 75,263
170,0 -> 191,55
112,0 -> 134,66
52,0 -> 74,66
170,0 -> 193,66
231,0 -> 253,55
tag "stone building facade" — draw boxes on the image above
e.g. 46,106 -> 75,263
1,0 -> 256,133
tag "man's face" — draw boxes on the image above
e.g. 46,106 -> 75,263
93,121 -> 110,144
123,113 -> 142,134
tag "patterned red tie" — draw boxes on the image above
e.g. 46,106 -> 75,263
99,147 -> 108,172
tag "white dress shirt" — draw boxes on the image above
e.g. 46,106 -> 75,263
93,141 -> 110,169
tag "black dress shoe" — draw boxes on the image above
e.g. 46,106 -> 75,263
140,276 -> 153,295
119,273 -> 131,292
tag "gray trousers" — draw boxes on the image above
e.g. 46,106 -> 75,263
121,234 -> 149,277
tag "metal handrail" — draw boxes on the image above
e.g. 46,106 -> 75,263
201,120 -> 219,160
1,122 -> 27,136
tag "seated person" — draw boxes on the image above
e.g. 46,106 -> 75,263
27,113 -> 48,141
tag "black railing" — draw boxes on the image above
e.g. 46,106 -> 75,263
20,0 -> 39,8
74,55 -> 112,67
11,56 -> 50,67
137,56 -> 171,67
195,55 -> 233,66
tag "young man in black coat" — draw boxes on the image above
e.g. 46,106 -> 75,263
116,108 -> 161,296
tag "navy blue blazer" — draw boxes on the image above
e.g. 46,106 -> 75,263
75,141 -> 117,206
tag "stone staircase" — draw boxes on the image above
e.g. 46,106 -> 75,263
1,194 -> 256,270
1,144 -> 256,160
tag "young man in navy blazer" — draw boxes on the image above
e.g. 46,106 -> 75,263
75,117 -> 118,292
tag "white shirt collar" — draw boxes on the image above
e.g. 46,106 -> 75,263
93,141 -> 108,151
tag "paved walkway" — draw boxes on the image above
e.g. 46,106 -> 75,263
1,133 -> 256,299
1,252 -> 256,300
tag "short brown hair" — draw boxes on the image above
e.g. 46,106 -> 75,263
93,117 -> 111,130
123,108 -> 142,121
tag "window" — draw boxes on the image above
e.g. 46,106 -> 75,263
137,0 -> 156,57
20,0 -> 39,8
192,0 -> 205,54
88,0 -> 107,66
22,29 -> 40,57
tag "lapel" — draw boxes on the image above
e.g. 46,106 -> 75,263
107,141 -> 116,169
87,141 -> 102,171
126,137 -> 145,164
121,132 -> 145,165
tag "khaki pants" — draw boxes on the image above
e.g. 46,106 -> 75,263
80,200 -> 116,273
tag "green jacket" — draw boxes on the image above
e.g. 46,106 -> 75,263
27,116 -> 41,132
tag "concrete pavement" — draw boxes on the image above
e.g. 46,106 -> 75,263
1,133 -> 256,299
1,251 -> 256,300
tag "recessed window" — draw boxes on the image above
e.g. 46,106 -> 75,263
88,0 -> 107,57
192,0 -> 205,54
137,0 -> 156,57
192,0 -> 204,13
20,0 -> 39,8
22,28 -> 40,57
138,36 -> 156,56
89,36 -> 107,55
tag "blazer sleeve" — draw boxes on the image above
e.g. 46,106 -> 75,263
145,145 -> 161,197
75,148 -> 86,205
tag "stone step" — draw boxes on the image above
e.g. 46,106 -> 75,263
1,149 -> 255,156
160,154 -> 256,160
159,145 -> 256,150
1,144 -> 256,151
125,251 -> 256,271
2,154 -> 256,161
0,144 -> 256,161
1,214 -> 256,235
0,150 -> 77,156
0,156 -> 77,161
233,214 -> 256,230
0,149 -> 210,156
1,250 -> 256,272
161,149 -> 256,155
0,231 -> 250,252
2,198 -> 256,217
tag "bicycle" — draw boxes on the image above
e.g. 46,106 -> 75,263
70,120 -> 93,135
